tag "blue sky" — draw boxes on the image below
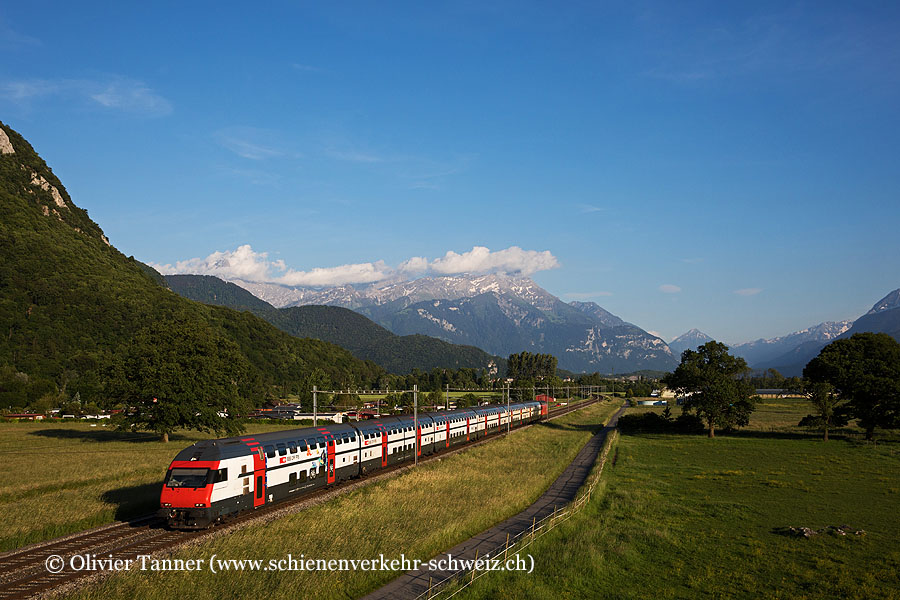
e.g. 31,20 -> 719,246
2,1 -> 899,343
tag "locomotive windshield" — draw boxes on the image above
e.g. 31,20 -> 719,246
166,468 -> 210,488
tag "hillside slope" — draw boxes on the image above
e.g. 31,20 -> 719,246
165,274 -> 502,375
0,122 -> 382,408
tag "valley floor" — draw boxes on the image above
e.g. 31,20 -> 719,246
24,402 -> 618,600
450,399 -> 900,599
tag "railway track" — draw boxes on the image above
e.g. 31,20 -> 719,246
0,397 -> 605,599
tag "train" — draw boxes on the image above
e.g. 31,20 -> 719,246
160,400 -> 548,529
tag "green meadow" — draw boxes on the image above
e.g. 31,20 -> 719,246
452,398 -> 900,599
0,420 -> 303,551
67,401 -> 619,600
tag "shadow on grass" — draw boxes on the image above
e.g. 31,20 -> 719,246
539,421 -> 608,434
101,481 -> 164,522
29,428 -> 193,443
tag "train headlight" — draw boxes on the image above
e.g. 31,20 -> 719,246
195,503 -> 206,508
162,503 -> 172,507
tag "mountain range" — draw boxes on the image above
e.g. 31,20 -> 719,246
669,289 -> 900,375
231,274 -> 678,373
165,274 -> 502,375
232,269 -> 900,377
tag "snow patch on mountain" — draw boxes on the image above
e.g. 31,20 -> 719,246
868,288 -> 900,314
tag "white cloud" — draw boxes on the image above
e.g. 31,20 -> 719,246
154,244 -> 560,287
0,77 -> 172,116
734,288 -> 762,296
430,246 -> 559,276
0,20 -> 41,50
214,127 -> 292,160
398,256 -> 429,274
659,284 -> 682,294
153,245 -> 276,281
577,204 -> 605,213
279,261 -> 392,287
89,80 -> 172,116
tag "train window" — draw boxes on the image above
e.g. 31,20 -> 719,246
316,436 -> 325,447
212,468 -> 228,483
289,442 -> 297,453
299,441 -> 307,452
335,438 -> 341,446
277,443 -> 287,456
256,476 -> 263,498
265,445 -> 275,458
167,468 -> 209,488
300,471 -> 307,482
289,472 -> 297,483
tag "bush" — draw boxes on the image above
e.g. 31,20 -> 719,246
618,411 -> 705,434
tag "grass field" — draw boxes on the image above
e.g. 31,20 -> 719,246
451,398 -> 900,599
0,420 -> 305,551
66,401 -> 620,600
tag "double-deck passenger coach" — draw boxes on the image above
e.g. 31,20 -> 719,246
160,401 -> 546,528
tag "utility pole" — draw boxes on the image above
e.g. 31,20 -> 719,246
446,384 -> 449,411
313,385 -> 317,427
506,381 -> 510,434
414,384 -> 418,467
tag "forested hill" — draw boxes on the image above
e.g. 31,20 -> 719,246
0,121 -> 383,410
165,274 -> 503,375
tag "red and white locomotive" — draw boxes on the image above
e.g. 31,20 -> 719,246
160,401 -> 547,529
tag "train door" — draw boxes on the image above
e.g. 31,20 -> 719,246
416,426 -> 422,457
381,431 -> 388,467
252,446 -> 266,508
326,437 -> 336,484
446,421 -> 450,448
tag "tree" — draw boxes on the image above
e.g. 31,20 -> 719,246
663,341 -> 755,438
797,381 -> 847,441
427,388 -> 444,408
803,333 -> 900,440
456,393 -> 479,408
298,368 -> 331,412
107,319 -> 254,441
507,351 -> 557,381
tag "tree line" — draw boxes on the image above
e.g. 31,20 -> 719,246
649,333 -> 900,440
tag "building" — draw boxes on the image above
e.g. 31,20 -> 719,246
4,413 -> 44,421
